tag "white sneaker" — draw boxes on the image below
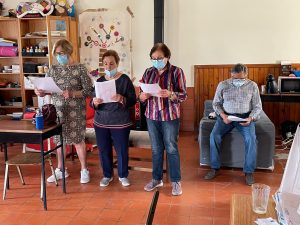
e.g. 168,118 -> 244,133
47,168 -> 69,183
144,179 -> 163,192
100,177 -> 113,187
80,169 -> 90,184
172,182 -> 183,196
119,177 -> 130,187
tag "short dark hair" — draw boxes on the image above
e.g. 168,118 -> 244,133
102,50 -> 120,64
231,63 -> 248,75
149,43 -> 171,59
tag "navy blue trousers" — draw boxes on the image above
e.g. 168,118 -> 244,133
94,126 -> 130,178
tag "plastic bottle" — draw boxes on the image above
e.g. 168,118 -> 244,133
35,109 -> 44,130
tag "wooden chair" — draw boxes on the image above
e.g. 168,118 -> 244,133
3,151 -> 57,200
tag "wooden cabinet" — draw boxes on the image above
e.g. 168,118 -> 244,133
0,16 -> 78,115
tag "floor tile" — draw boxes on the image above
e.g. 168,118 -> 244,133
0,132 -> 284,225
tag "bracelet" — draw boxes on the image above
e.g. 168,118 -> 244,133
169,91 -> 175,100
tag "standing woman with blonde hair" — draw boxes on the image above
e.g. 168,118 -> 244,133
35,39 -> 93,184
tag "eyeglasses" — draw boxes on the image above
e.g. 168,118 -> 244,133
150,57 -> 165,61
55,51 -> 66,56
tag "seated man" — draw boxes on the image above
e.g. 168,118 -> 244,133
204,63 -> 262,185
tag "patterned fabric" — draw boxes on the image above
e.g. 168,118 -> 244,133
140,63 -> 187,121
47,64 -> 93,144
212,78 -> 262,120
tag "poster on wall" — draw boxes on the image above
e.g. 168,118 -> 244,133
79,9 -> 132,80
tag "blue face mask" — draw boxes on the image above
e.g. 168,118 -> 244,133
232,79 -> 246,87
152,59 -> 166,70
104,68 -> 117,77
56,54 -> 68,65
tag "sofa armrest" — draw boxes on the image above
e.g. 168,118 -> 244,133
203,100 -> 214,117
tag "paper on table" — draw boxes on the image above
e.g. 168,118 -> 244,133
139,83 -> 161,97
94,80 -> 117,103
228,115 -> 248,122
32,77 -> 63,94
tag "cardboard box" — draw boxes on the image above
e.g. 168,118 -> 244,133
12,64 -> 20,73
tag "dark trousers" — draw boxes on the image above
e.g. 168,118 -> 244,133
94,126 -> 130,178
210,116 -> 257,173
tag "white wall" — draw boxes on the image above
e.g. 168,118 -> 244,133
5,0 -> 300,86
165,0 -> 300,86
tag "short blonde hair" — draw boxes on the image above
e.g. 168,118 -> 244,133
52,39 -> 73,56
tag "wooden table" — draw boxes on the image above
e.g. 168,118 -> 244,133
0,119 -> 66,210
260,93 -> 300,102
230,194 -> 277,225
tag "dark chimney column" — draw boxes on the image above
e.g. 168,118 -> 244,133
154,0 -> 164,43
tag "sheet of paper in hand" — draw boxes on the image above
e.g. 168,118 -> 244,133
94,80 -> 117,103
139,83 -> 161,97
32,77 -> 63,94
228,115 -> 248,122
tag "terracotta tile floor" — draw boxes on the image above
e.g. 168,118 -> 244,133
0,132 -> 284,225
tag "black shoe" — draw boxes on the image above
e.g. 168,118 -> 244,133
245,173 -> 255,186
204,169 -> 219,180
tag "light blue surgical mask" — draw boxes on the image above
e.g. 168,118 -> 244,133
152,59 -> 166,70
232,79 -> 246,87
104,68 -> 117,77
56,54 -> 68,65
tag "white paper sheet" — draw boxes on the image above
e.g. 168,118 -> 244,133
281,192 -> 300,225
280,125 -> 300,195
32,77 -> 63,94
228,115 -> 248,122
255,218 -> 279,225
94,80 -> 117,103
139,83 -> 161,97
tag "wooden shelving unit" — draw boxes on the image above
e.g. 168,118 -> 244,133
0,73 -> 20,75
22,56 -> 49,59
0,18 -> 22,114
0,57 -> 19,59
0,88 -> 21,91
0,16 -> 79,115
0,106 -> 23,109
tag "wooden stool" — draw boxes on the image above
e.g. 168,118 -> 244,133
3,152 -> 57,200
